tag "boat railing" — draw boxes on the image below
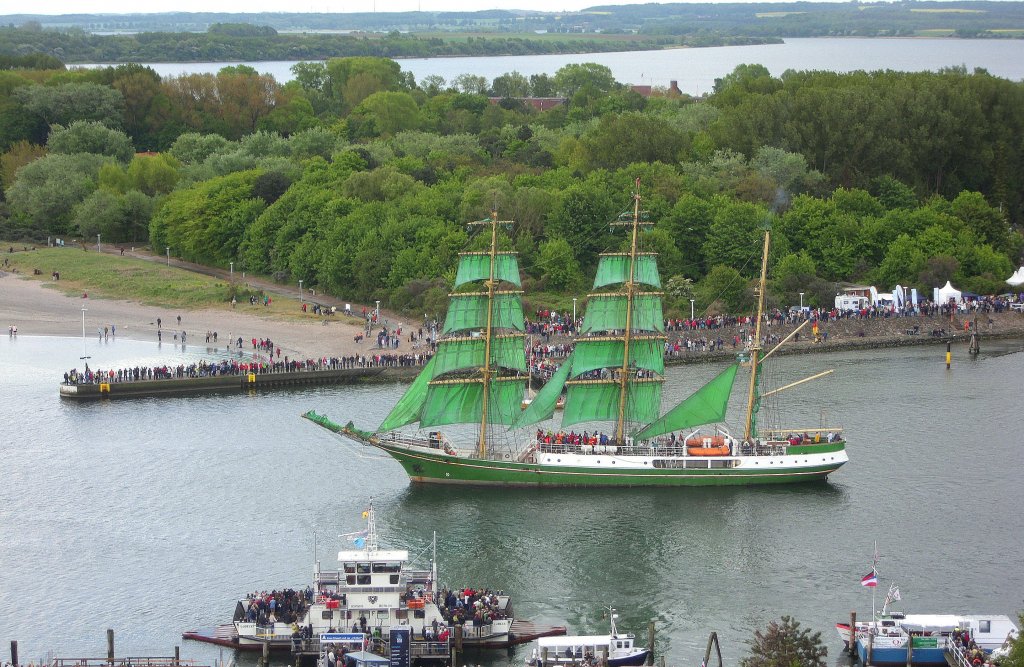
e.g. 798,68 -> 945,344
948,641 -> 972,667
52,660 -> 205,667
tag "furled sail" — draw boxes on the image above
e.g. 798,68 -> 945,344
454,252 -> 521,288
562,380 -> 662,427
593,254 -> 661,289
377,357 -> 437,432
631,363 -> 739,441
512,351 -> 575,429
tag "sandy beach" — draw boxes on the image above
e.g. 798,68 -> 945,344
5,268 -> 1024,368
0,271 -> 418,360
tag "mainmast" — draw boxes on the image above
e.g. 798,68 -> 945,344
475,209 -> 501,458
743,229 -> 771,442
614,181 -> 643,443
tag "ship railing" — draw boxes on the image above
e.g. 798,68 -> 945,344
410,641 -> 450,658
946,640 -> 973,667
52,660 -> 205,667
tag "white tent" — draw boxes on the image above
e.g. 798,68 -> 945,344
934,280 -> 962,304
1006,267 -> 1024,287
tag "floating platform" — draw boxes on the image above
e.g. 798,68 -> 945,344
60,366 -> 420,400
182,620 -> 566,653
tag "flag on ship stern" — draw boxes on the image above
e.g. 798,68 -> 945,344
861,571 -> 878,587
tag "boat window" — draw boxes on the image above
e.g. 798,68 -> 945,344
346,575 -> 356,585
343,563 -> 356,573
685,459 -> 710,469
322,611 -> 333,620
414,610 -> 425,619
390,575 -> 400,584
373,562 -> 401,573
396,610 -> 408,620
377,611 -> 389,619
357,563 -> 371,574
979,621 -> 991,633
357,575 -> 371,585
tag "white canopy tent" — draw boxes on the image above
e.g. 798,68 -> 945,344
934,280 -> 962,304
1006,267 -> 1024,287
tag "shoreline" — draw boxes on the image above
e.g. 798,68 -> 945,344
5,271 -> 1024,383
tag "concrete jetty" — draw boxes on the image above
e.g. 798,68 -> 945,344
59,366 -> 421,400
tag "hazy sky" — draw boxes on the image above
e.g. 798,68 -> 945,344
16,0 -> 685,15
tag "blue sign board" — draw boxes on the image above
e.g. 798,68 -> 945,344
389,627 -> 411,667
320,633 -> 366,644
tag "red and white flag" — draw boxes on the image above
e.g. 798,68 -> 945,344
861,571 -> 878,588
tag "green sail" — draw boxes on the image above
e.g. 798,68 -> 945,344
430,336 -> 526,378
571,338 -> 664,377
377,356 -> 437,432
454,253 -> 521,287
420,379 -> 527,427
512,351 -> 575,429
631,363 -> 739,441
443,293 -> 525,334
581,294 -> 664,334
562,381 -> 662,428
593,255 -> 661,289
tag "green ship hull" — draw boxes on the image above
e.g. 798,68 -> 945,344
373,440 -> 847,488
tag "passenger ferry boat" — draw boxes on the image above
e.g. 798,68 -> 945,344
839,614 -> 1018,665
230,505 -> 512,651
525,610 -> 650,667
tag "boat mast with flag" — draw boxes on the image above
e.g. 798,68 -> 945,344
317,182 -> 849,486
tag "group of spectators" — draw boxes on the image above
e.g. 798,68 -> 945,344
243,587 -> 313,625
436,587 -> 508,627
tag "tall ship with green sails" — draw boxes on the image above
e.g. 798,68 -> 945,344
318,182 -> 849,486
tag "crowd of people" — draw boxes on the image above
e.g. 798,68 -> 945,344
243,588 -> 313,625
436,587 -> 508,627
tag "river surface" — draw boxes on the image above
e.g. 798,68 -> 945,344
1,333 -> 1022,665
78,38 -> 1024,94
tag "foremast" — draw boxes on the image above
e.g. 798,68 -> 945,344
375,211 -> 527,455
743,229 -> 771,442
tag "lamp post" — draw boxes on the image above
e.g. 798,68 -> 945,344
299,279 -> 303,303
80,305 -> 90,360
799,292 -> 805,310
690,299 -> 695,320
96,234 -> 101,253
165,247 -> 170,266
230,261 -> 234,281
572,297 -> 577,323
375,300 -> 380,323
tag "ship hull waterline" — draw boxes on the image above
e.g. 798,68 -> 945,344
372,441 -> 847,487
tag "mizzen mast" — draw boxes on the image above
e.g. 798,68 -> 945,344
743,229 -> 771,442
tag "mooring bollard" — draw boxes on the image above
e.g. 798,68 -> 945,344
646,622 -> 655,666
946,339 -> 952,369
849,612 -> 858,657
107,629 -> 115,664
11,640 -> 19,667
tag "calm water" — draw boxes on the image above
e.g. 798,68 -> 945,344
80,38 -> 1024,95
2,334 -> 1023,666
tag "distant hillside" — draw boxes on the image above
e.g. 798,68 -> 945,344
4,1 -> 1024,38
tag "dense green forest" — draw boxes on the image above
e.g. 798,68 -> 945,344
6,1 -> 1024,40
1,56 -> 1022,317
0,25 -> 691,64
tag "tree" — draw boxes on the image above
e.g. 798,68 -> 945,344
741,616 -> 827,667
536,237 -> 584,292
6,152 -> 110,234
703,199 -> 768,277
168,132 -> 229,165
0,140 -> 46,191
579,114 -> 686,171
47,121 -> 134,162
553,63 -> 616,98
996,612 -> 1024,667
452,74 -> 488,95
351,91 -> 420,138
697,264 -> 749,313
13,82 -> 125,128
491,71 -> 529,99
